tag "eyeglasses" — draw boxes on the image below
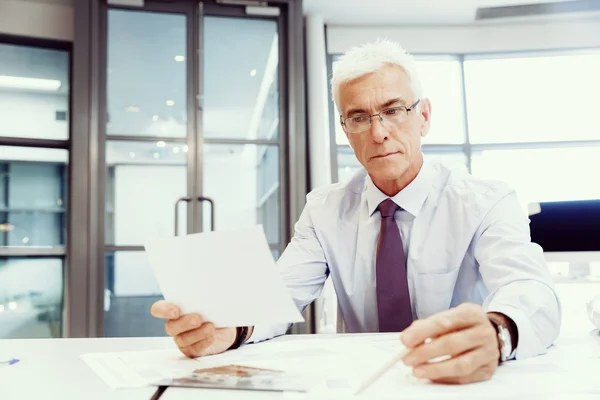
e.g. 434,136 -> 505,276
340,99 -> 421,134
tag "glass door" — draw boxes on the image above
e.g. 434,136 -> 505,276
103,4 -> 195,337
200,13 -> 285,257
101,1 -> 287,337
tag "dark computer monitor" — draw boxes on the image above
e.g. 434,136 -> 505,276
529,199 -> 600,262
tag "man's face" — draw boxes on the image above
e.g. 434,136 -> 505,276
338,65 -> 431,182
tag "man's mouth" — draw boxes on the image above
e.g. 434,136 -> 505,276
372,151 -> 400,159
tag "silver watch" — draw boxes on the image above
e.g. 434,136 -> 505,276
491,320 -> 513,362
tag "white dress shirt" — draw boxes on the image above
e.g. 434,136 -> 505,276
249,156 -> 561,359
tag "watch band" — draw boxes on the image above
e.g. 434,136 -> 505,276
229,326 -> 248,350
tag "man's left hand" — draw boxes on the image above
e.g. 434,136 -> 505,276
400,303 -> 500,384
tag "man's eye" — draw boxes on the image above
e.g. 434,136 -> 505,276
352,116 -> 368,123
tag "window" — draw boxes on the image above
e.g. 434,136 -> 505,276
202,144 -> 280,239
104,251 -> 163,337
0,44 -> 69,140
417,59 -> 465,145
471,146 -> 600,208
0,257 -> 64,339
0,147 -> 67,247
0,42 -> 70,339
464,52 -> 600,144
105,140 -> 187,246
107,10 -> 187,138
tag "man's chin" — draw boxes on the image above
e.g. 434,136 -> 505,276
368,166 -> 410,181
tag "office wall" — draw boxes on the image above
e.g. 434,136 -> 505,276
0,92 -> 69,140
0,0 -> 74,41
327,17 -> 600,54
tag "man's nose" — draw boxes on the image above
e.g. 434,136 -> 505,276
370,116 -> 388,143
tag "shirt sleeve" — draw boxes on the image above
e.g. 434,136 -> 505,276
248,202 -> 329,344
474,190 -> 562,360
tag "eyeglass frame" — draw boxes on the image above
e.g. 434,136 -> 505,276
340,99 -> 421,134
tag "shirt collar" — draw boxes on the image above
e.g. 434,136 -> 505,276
365,155 -> 437,217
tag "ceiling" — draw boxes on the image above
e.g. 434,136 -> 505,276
303,0 -> 576,25
16,0 -> 586,25
22,0 -> 580,25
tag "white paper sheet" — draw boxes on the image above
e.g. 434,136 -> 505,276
144,225 -> 304,328
80,349 -> 198,389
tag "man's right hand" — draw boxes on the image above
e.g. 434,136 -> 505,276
150,300 -> 236,358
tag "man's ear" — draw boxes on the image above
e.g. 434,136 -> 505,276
420,98 -> 432,138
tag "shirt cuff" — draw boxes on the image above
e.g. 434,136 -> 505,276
486,304 -> 547,360
246,323 -> 290,344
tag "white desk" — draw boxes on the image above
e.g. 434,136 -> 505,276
0,337 -> 161,400
1,331 -> 600,400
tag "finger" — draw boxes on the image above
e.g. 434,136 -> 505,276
403,326 -> 491,367
180,334 -> 217,358
412,346 -> 497,381
150,300 -> 180,319
173,322 -> 216,349
431,362 -> 497,385
401,303 -> 486,348
165,314 -> 203,336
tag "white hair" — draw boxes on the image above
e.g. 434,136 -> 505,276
331,39 -> 423,114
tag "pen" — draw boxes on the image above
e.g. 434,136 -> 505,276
355,348 -> 408,395
0,358 -> 20,366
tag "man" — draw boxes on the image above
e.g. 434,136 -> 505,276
151,39 -> 561,384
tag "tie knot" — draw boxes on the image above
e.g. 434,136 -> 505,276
378,199 -> 399,218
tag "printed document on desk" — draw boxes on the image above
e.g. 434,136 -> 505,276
144,225 -> 303,328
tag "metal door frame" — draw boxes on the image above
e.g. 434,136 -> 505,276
88,0 -> 199,337
195,2 -> 288,250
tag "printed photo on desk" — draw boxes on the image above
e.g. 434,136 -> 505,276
153,364 -> 309,393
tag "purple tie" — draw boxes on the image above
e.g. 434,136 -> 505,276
376,199 -> 413,332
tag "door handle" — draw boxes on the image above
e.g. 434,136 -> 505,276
174,196 -> 192,236
198,196 -> 215,232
